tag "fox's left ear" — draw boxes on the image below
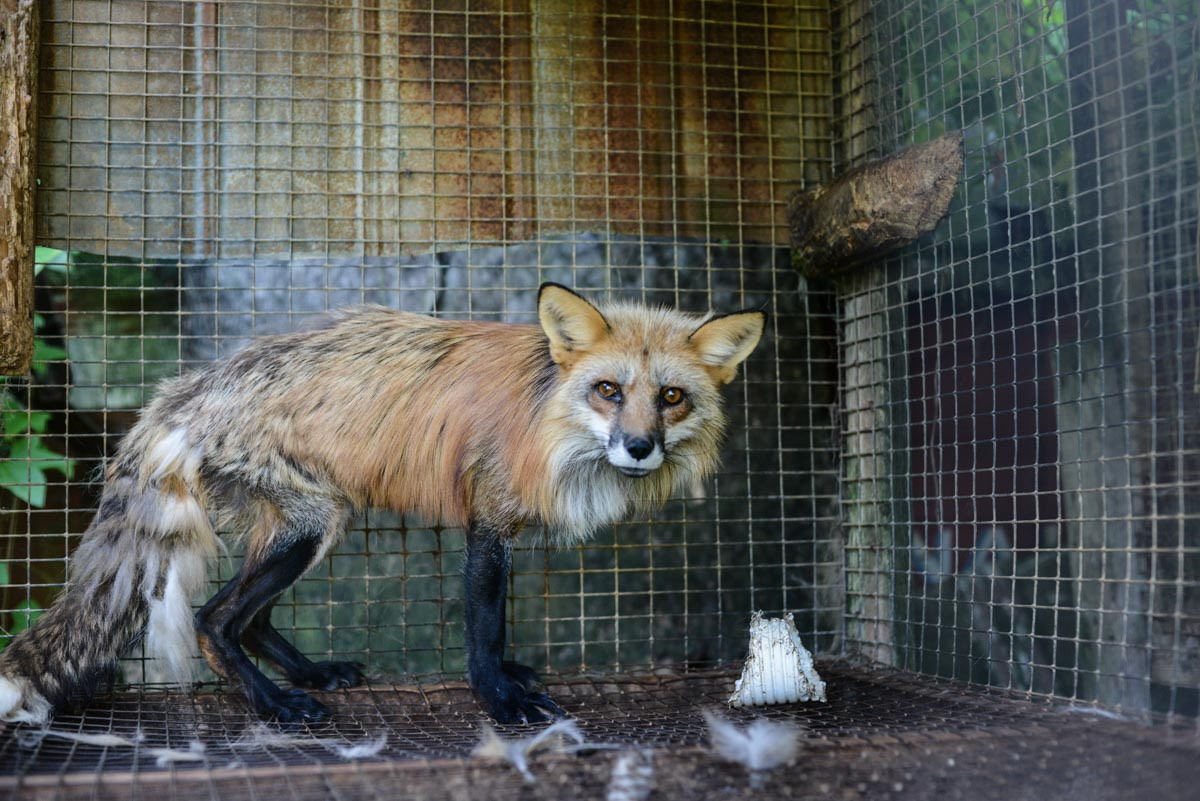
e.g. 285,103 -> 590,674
689,310 -> 767,385
538,283 -> 610,367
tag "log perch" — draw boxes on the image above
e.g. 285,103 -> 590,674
788,131 -> 963,279
1,0 -> 40,374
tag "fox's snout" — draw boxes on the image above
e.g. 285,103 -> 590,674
624,437 -> 654,460
607,431 -> 664,477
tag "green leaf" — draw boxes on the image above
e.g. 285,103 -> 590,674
11,600 -> 43,635
0,459 -> 45,507
32,339 -> 67,379
0,562 -> 9,586
0,435 -> 73,508
25,411 -> 51,435
33,340 -> 66,362
21,482 -> 45,509
34,247 -> 68,278
13,436 -> 75,480
3,409 -> 32,437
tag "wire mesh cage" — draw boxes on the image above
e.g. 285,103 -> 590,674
0,0 -> 1197,798
837,0 -> 1200,722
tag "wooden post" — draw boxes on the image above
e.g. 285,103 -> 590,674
0,0 -> 39,375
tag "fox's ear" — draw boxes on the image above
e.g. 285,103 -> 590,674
689,310 -> 766,384
538,283 -> 610,366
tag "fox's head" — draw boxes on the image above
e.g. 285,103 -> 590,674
537,283 -> 764,504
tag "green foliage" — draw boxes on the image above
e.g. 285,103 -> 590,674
38,249 -> 180,410
890,0 -> 1077,260
0,248 -> 75,509
0,420 -> 74,509
0,249 -> 72,650
0,548 -> 46,651
888,0 -> 1196,274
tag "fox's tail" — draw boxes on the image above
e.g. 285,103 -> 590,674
0,441 -> 218,724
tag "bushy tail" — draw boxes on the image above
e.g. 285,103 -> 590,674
0,464 -> 217,724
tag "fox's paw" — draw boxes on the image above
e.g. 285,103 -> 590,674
295,661 -> 366,691
475,662 -> 566,725
261,687 -> 331,726
501,661 -> 541,690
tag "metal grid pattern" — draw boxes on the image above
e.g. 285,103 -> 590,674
2,663 -> 1197,800
837,0 -> 1200,723
6,0 -> 842,686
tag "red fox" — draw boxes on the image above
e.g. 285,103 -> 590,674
0,283 -> 764,725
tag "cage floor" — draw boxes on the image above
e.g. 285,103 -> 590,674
0,662 -> 1195,800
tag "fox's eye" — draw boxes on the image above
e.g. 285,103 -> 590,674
596,381 -> 621,400
660,387 -> 685,405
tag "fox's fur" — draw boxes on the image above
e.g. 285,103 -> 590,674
0,284 -> 764,725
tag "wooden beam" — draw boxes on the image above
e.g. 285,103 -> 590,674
0,0 -> 39,374
788,131 -> 962,279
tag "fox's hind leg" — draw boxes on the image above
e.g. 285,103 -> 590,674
464,521 -> 566,724
195,497 -> 348,724
244,602 -> 364,691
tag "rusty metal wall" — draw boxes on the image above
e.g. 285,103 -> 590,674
37,0 -> 826,261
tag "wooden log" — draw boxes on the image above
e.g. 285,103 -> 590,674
788,131 -> 962,278
0,0 -> 39,374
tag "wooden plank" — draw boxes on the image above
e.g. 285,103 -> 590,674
0,0 -> 39,374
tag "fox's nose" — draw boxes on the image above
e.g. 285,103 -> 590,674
625,437 -> 654,461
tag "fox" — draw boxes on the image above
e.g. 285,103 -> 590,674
0,283 -> 764,726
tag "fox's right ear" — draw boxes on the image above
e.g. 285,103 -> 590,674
689,310 -> 766,385
538,283 -> 610,367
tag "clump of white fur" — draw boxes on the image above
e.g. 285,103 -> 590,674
0,676 -> 52,724
703,710 -> 801,773
11,726 -> 207,768
230,722 -> 389,760
137,428 -> 220,685
472,719 -> 586,783
143,551 -> 211,685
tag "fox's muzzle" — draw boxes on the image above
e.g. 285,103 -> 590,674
606,432 -> 664,477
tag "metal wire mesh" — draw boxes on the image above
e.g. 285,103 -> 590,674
9,0 -> 842,687
1,663 -> 1197,800
837,0 -> 1200,723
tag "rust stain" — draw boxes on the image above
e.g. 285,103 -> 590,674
38,0 -> 826,257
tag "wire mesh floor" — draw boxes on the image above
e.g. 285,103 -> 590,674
0,662 -> 1195,800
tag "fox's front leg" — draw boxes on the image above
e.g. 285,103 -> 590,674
464,522 -> 565,724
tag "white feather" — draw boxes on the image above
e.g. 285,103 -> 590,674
703,710 -> 801,772
327,733 -> 389,760
606,749 -> 655,801
473,719 -> 587,783
148,741 -> 207,768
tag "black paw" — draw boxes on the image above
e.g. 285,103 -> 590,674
259,687 -> 331,726
295,660 -> 366,691
474,662 -> 566,725
501,661 -> 541,690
